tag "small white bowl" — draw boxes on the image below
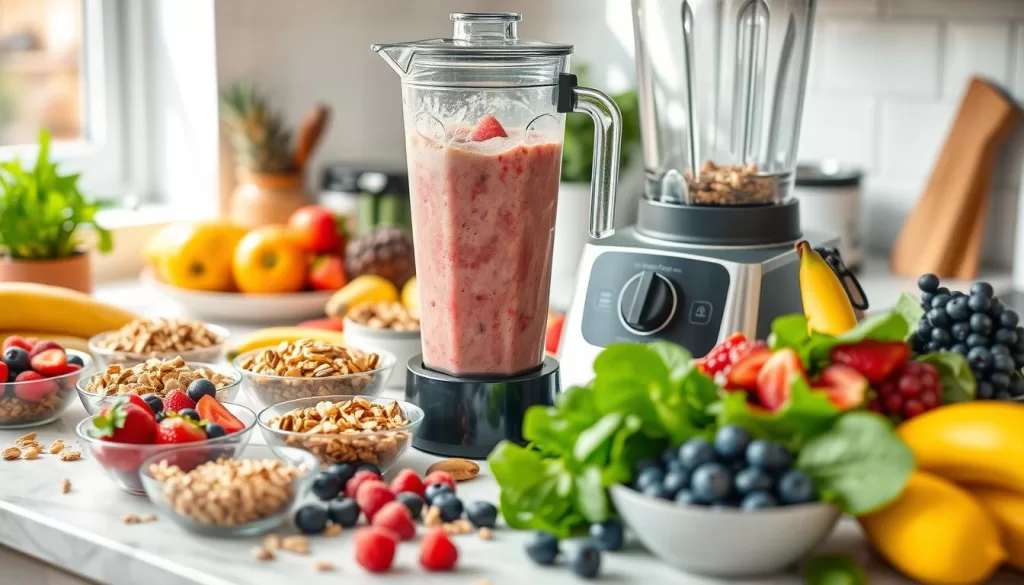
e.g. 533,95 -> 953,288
609,484 -> 841,578
342,318 -> 420,390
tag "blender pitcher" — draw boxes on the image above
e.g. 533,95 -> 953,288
373,12 -> 622,377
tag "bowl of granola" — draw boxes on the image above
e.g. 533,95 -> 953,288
76,357 -> 241,415
343,302 -> 420,390
233,339 -> 396,411
89,318 -> 229,368
140,445 -> 317,537
257,395 -> 423,471
0,349 -> 92,429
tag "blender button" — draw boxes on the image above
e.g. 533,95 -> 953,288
689,301 -> 713,325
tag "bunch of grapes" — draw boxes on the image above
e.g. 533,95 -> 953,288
911,274 -> 1024,401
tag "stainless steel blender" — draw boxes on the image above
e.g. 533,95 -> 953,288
373,12 -> 623,458
560,0 -> 863,388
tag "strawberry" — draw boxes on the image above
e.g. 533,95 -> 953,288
830,341 -> 911,384
89,401 -> 157,444
424,471 -> 456,492
0,362 -> 7,383
30,348 -> 72,377
309,255 -> 347,291
389,468 -> 425,498
12,370 -> 58,402
755,349 -> 806,412
29,340 -> 64,357
372,501 -> 416,541
155,416 -> 208,444
354,527 -> 397,573
346,469 -> 384,499
124,394 -> 156,421
725,347 -> 772,390
356,480 -> 396,522
420,527 -> 459,571
470,114 -> 508,142
196,395 -> 244,433
163,390 -> 196,414
2,336 -> 33,352
815,364 -> 869,411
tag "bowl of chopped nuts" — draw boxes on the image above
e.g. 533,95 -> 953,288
76,358 -> 241,415
233,339 -> 396,411
257,395 -> 423,471
0,349 -> 93,429
343,301 -> 421,390
140,445 -> 318,537
88,318 -> 230,368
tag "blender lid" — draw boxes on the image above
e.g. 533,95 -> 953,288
372,12 -> 572,76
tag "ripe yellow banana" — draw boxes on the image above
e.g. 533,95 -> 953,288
859,472 -> 1006,585
325,275 -> 399,318
897,401 -> 1024,494
796,241 -> 857,336
0,283 -> 139,338
227,327 -> 347,359
968,486 -> 1024,571
0,332 -> 89,353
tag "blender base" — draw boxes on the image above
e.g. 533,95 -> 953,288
405,355 -> 559,460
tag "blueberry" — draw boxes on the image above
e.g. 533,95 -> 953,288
970,313 -> 993,336
918,274 -> 940,292
589,519 -> 624,551
432,492 -> 464,522
991,372 -> 1011,392
746,440 -> 792,473
713,426 -> 752,462
967,333 -> 988,348
927,308 -> 950,328
326,462 -> 355,486
2,347 -> 30,373
466,501 -> 498,528
294,504 -> 328,534
1015,353 -> 1024,368
996,328 -> 1018,346
660,446 -> 678,466
394,491 -> 423,519
569,543 -> 602,579
990,299 -> 1005,318
977,381 -> 995,400
967,346 -> 992,372
690,463 -> 733,504
424,483 -> 453,505
930,328 -> 951,347
1010,377 -> 1024,398
995,390 -> 1013,400
634,457 -> 659,473
741,491 -> 779,510
154,411 -> 166,422
920,292 -> 934,307
178,408 -> 199,421
968,294 -> 992,313
142,394 -> 163,414
665,459 -> 686,475
930,293 -> 951,310
662,470 -> 689,497
356,463 -> 381,476
946,298 -> 970,322
971,282 -> 994,297
678,438 -> 716,471
634,466 -> 664,491
925,341 -> 941,352
951,344 -> 969,356
311,470 -> 344,501
328,497 -> 361,527
993,353 -> 1016,374
674,490 -> 699,506
186,379 -> 217,404
1001,311 -> 1020,328
951,322 -> 971,341
204,423 -> 225,438
992,344 -> 1012,356
67,354 -> 85,367
777,470 -> 817,505
525,532 -> 560,566
937,287 -> 951,296
917,319 -> 933,337
734,467 -> 774,495
642,483 -> 670,500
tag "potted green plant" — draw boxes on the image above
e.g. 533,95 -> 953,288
0,129 -> 113,293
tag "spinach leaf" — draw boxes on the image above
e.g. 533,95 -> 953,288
488,442 -> 582,537
915,352 -> 977,403
770,312 -> 912,371
714,378 -> 840,451
574,465 -> 608,522
894,293 -> 925,334
647,341 -> 693,384
796,412 -> 915,516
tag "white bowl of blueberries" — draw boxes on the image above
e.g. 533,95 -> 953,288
609,424 -> 841,578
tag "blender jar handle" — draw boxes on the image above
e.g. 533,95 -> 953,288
558,73 -> 622,240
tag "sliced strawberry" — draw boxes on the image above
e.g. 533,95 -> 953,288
155,416 -> 208,444
124,395 -> 156,421
12,371 -> 58,402
196,395 -> 245,434
755,349 -> 806,412
725,347 -> 773,390
815,364 -> 869,411
2,336 -> 33,352
29,348 -> 70,377
470,114 -> 507,142
29,340 -> 64,357
163,390 -> 196,414
830,341 -> 911,384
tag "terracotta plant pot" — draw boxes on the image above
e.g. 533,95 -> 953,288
0,252 -> 92,294
230,169 -> 310,229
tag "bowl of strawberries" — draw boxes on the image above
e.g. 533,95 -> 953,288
75,391 -> 257,495
0,336 -> 92,429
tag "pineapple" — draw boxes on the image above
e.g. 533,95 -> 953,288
346,226 -> 416,289
220,84 -> 295,174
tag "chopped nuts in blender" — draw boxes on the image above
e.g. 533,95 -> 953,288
347,301 -> 420,332
684,161 -> 778,205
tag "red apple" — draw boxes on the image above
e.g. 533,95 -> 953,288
288,206 -> 346,254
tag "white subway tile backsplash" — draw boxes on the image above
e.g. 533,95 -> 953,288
797,95 -> 876,169
877,101 -> 957,185
811,19 -> 941,98
885,0 -> 1024,20
943,22 -> 1012,100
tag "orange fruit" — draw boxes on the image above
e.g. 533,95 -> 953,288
232,226 -> 307,294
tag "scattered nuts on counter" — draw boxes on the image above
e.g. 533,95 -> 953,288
313,560 -> 335,572
49,440 -> 64,454
15,433 -> 36,445
84,357 -> 233,397
347,301 -> 420,332
239,339 -> 383,403
94,318 -> 224,356
427,458 -> 480,482
22,447 -> 41,460
3,447 -> 21,461
60,478 -> 71,494
479,527 -> 493,541
252,547 -> 275,561
323,523 -> 342,537
684,160 -> 777,205
280,535 -> 310,555
149,458 -> 304,527
424,506 -> 443,528
444,519 -> 474,536
266,397 -> 411,466
59,449 -> 81,462
122,513 -> 157,525
263,534 -> 281,551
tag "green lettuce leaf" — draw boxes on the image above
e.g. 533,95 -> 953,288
915,352 -> 977,403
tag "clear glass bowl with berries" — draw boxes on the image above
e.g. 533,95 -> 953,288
75,397 -> 257,495
75,360 -> 241,416
0,336 -> 93,429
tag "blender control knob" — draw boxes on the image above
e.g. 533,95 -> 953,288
619,271 -> 678,335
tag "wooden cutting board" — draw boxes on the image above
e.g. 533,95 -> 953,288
891,77 -> 1021,278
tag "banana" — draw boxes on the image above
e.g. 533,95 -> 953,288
897,401 -> 1024,494
859,471 -> 1006,585
401,276 -> 419,318
796,241 -> 857,336
0,332 -> 89,353
325,275 -> 399,318
969,486 -> 1024,571
227,327 -> 347,359
0,283 -> 139,338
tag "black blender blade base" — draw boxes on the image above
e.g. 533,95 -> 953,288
405,355 -> 559,460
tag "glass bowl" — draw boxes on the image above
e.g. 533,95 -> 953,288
75,402 -> 257,495
140,445 -> 318,537
87,323 -> 230,368
233,348 -> 396,411
0,350 -> 93,429
257,395 -> 423,472
76,361 -> 242,415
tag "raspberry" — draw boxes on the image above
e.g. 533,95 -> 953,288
420,527 -> 459,571
372,501 -> 416,541
876,362 -> 943,422
346,470 -> 384,499
354,527 -> 397,573
389,468 -> 425,498
423,471 -> 456,492
163,391 -> 195,414
700,333 -> 747,376
356,480 -> 396,522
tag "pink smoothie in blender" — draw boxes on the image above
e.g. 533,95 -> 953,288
407,116 -> 562,376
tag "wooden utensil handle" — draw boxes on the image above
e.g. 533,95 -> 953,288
295,104 -> 330,171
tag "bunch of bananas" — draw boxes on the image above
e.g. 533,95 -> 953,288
859,402 -> 1024,584
0,283 -> 139,352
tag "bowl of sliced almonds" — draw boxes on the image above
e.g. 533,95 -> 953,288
88,318 -> 229,368
343,301 -> 420,390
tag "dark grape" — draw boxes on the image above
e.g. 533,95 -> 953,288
951,344 -> 969,355
971,282 -> 994,298
931,294 -> 951,310
927,308 -> 951,328
946,298 -> 971,321
996,329 -> 1018,346
967,334 -> 988,348
970,313 -> 993,336
926,341 -> 942,352
920,292 -> 935,308
1001,311 -> 1020,329
995,391 -> 1013,400
1010,378 -> 1024,398
977,381 -> 995,400
930,328 -> 952,347
993,353 -> 1016,374
968,295 -> 992,313
991,372 -> 1011,392
951,322 -> 971,342
918,274 -> 940,293
1014,352 -> 1024,368
967,346 -> 992,371
1015,327 -> 1024,348
989,299 -> 1005,318
937,287 -> 951,295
